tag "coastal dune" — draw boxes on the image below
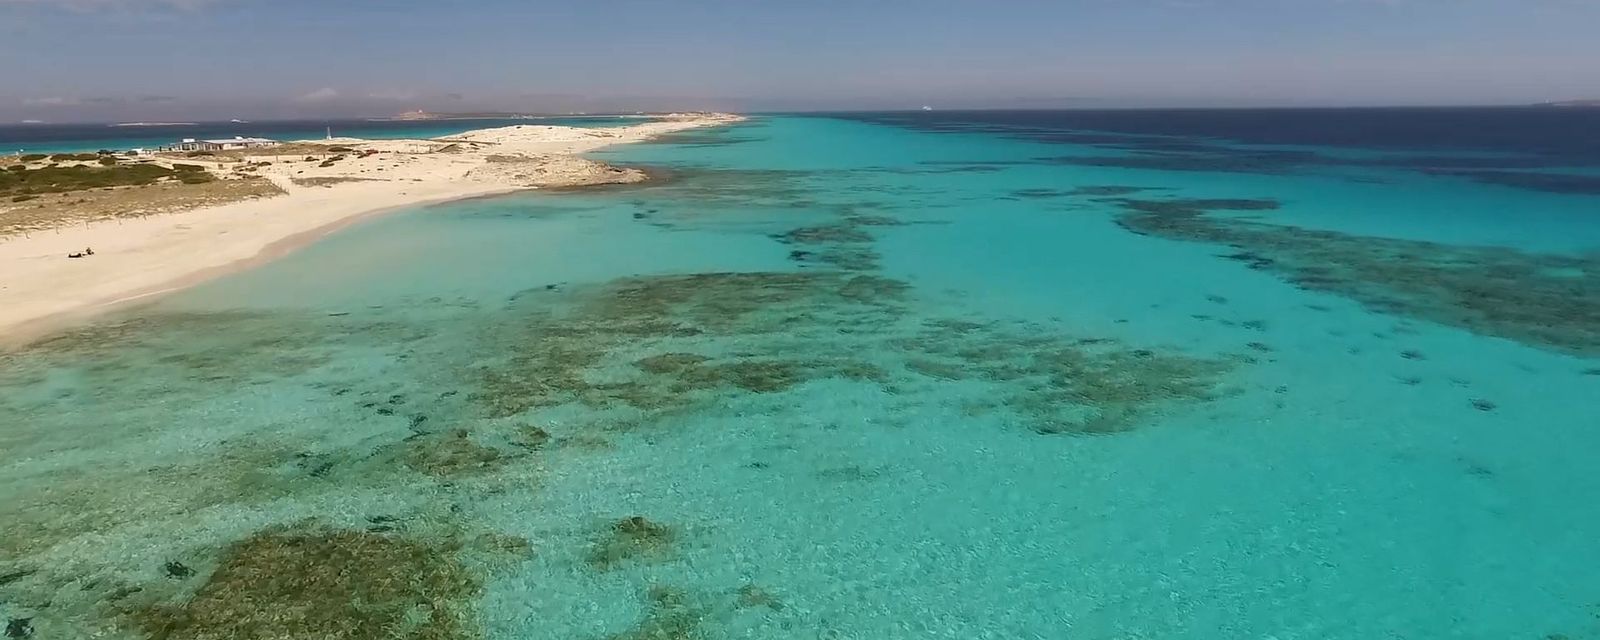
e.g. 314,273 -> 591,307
0,114 -> 742,342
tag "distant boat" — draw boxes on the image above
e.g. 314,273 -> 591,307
231,119 -> 251,123
20,119 -> 44,124
109,122 -> 197,127
921,105 -> 934,111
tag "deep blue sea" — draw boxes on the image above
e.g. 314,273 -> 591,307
3,108 -> 1599,639
0,115 -> 640,155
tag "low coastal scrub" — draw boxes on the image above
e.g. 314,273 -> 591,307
0,163 -> 210,198
291,176 -> 383,188
1,174 -> 281,235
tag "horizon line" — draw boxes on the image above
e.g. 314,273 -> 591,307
7,102 -> 1595,127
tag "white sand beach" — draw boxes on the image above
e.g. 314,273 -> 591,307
0,113 -> 742,342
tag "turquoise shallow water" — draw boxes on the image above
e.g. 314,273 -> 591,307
3,112 -> 1600,639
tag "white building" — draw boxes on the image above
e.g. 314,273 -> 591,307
166,136 -> 277,152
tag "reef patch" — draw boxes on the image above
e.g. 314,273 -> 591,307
605,585 -> 709,640
588,517 -> 678,570
404,429 -> 510,477
1108,197 -> 1600,356
468,270 -> 1233,436
130,528 -> 479,640
898,319 -> 1233,435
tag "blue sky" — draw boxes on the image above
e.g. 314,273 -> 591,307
2,0 -> 1597,120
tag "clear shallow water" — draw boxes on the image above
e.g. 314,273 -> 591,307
3,110 -> 1600,639
0,116 -> 640,155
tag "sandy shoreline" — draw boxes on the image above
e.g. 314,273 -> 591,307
0,113 -> 742,345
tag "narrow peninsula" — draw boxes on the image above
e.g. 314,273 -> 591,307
0,113 -> 743,341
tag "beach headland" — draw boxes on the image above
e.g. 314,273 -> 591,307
0,113 -> 743,344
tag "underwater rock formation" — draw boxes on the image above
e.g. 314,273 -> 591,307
625,167 -> 819,212
404,429 -> 507,477
775,224 -> 873,245
735,584 -> 784,611
131,528 -> 479,640
897,319 -> 1233,435
471,271 -> 909,420
1108,197 -> 1600,356
468,270 -> 1231,436
772,217 -> 892,272
588,517 -> 678,570
604,585 -> 710,640
1011,185 -> 1156,199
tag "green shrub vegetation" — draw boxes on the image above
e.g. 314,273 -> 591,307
0,163 -> 212,197
11,194 -> 38,202
19,154 -> 46,162
50,153 -> 99,161
97,157 -> 118,166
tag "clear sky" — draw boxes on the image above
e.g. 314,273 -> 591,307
3,0 -> 1597,121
